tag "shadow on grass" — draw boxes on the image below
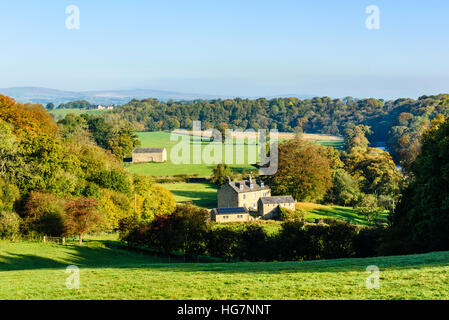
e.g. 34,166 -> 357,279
1,241 -> 449,274
169,187 -> 217,208
0,242 -> 185,272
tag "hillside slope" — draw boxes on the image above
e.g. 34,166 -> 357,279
1,241 -> 448,300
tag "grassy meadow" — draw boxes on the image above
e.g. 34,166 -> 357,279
296,202 -> 388,226
126,132 -> 257,177
163,182 -> 218,209
1,240 -> 449,300
126,131 -> 344,178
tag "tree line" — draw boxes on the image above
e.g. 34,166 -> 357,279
112,94 -> 449,151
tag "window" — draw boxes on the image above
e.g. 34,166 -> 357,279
243,194 -> 246,199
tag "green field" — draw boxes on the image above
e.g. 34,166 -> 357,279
126,132 -> 343,177
127,132 -> 257,177
1,240 -> 448,300
49,108 -> 108,120
297,202 -> 388,226
162,182 -> 218,209
315,140 -> 344,149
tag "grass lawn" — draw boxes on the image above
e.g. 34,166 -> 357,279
1,240 -> 449,300
296,202 -> 388,226
162,182 -> 218,209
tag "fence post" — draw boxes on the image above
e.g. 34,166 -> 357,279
62,237 -> 66,245
43,236 -> 47,243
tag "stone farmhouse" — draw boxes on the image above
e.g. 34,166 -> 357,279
210,207 -> 252,222
258,196 -> 295,220
132,148 -> 167,163
217,177 -> 271,211
215,177 -> 296,222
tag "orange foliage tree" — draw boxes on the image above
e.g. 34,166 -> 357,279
64,197 -> 103,244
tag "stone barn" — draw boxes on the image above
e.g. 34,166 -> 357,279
132,148 -> 167,163
257,196 -> 296,220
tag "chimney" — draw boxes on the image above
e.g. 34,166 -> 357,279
248,174 -> 254,189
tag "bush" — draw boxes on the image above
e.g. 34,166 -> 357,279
321,219 -> 358,259
277,207 -> 305,221
278,220 -> 307,260
279,219 -> 358,260
354,226 -> 387,257
0,210 -> 21,238
123,204 -> 209,258
237,225 -> 269,261
206,228 -> 240,262
22,192 -> 66,236
172,204 -> 210,258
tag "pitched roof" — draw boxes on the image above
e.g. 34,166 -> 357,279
133,148 -> 166,154
227,180 -> 270,193
215,207 -> 249,215
259,196 -> 295,204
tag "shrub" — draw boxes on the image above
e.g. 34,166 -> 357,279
237,224 -> 269,261
321,219 -> 358,259
0,210 -> 21,238
22,192 -> 66,236
279,219 -> 358,260
172,204 -> 210,258
206,228 -> 240,262
277,207 -> 305,221
278,220 -> 307,261
354,226 -> 387,257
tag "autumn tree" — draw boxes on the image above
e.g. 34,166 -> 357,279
139,185 -> 176,224
344,148 -> 402,200
263,138 -> 332,202
343,125 -> 371,154
22,192 -> 67,236
0,95 -> 58,138
64,197 -> 103,244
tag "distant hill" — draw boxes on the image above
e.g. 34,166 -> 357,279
0,87 -> 316,105
0,87 -> 225,105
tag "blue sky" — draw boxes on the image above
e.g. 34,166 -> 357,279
0,0 -> 448,99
